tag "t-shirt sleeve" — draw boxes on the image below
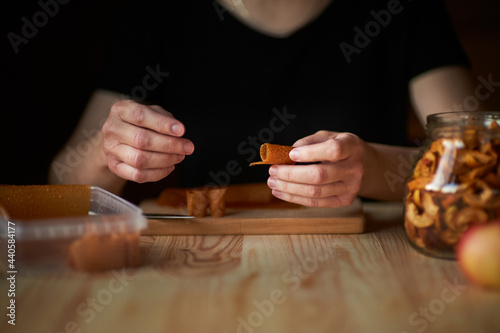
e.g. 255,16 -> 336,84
406,0 -> 470,80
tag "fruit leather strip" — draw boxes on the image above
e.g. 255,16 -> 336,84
156,187 -> 186,207
0,185 -> 91,220
156,183 -> 296,208
225,183 -> 273,205
67,232 -> 140,272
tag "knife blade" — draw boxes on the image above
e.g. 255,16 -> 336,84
143,213 -> 194,219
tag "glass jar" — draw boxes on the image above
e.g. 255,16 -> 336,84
404,111 -> 500,259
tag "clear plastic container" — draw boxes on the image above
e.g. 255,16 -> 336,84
0,186 -> 147,273
405,111 -> 500,259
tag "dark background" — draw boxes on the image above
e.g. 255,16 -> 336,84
1,0 -> 500,187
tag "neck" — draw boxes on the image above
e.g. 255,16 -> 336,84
219,0 -> 332,38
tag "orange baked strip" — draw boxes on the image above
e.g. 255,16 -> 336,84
67,231 -> 140,272
249,143 -> 295,166
0,185 -> 91,220
157,183 -> 300,209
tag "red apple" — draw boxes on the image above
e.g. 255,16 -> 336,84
456,222 -> 500,289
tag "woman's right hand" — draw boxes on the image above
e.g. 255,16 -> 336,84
102,100 -> 194,183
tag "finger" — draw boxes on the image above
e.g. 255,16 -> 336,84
110,144 -> 185,169
118,121 -> 194,155
270,189 -> 349,208
267,176 -> 347,198
149,104 -> 174,117
270,164 -> 348,185
108,156 -> 176,183
113,101 -> 186,137
292,130 -> 338,147
290,134 -> 358,163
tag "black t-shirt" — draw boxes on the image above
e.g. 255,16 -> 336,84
97,0 -> 469,189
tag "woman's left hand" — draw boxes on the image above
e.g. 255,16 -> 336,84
267,130 -> 368,207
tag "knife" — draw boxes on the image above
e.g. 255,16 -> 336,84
143,213 -> 194,219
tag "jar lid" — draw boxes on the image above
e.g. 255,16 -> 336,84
427,111 -> 500,128
426,111 -> 500,137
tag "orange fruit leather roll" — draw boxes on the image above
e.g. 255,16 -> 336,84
249,143 -> 295,166
187,188 -> 209,217
208,187 -> 228,217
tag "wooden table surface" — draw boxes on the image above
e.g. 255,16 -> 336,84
2,202 -> 500,333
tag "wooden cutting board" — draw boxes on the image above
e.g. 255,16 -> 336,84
140,198 -> 365,235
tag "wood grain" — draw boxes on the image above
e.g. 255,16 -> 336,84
1,202 -> 499,333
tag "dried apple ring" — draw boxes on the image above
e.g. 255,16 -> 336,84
425,139 -> 460,191
413,151 -> 437,178
463,128 -> 480,149
405,201 -> 434,228
463,179 -> 495,207
483,172 -> 500,188
413,189 -> 423,209
407,177 -> 434,191
459,163 -> 496,183
422,192 -> 439,217
480,142 -> 498,159
443,205 -> 459,230
451,207 -> 488,232
440,229 -> 461,246
464,150 -> 495,167
429,138 -> 445,157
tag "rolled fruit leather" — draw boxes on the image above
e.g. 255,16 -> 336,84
249,143 -> 295,166
186,187 -> 229,217
208,187 -> 228,217
187,188 -> 209,217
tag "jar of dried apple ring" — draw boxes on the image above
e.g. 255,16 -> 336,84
404,111 -> 500,259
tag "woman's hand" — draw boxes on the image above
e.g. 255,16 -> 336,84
267,130 -> 368,207
102,100 -> 194,183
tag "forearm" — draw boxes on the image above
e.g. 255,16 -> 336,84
48,131 -> 127,194
358,142 -> 419,202
48,90 -> 127,194
358,66 -> 478,201
362,65 -> 479,200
